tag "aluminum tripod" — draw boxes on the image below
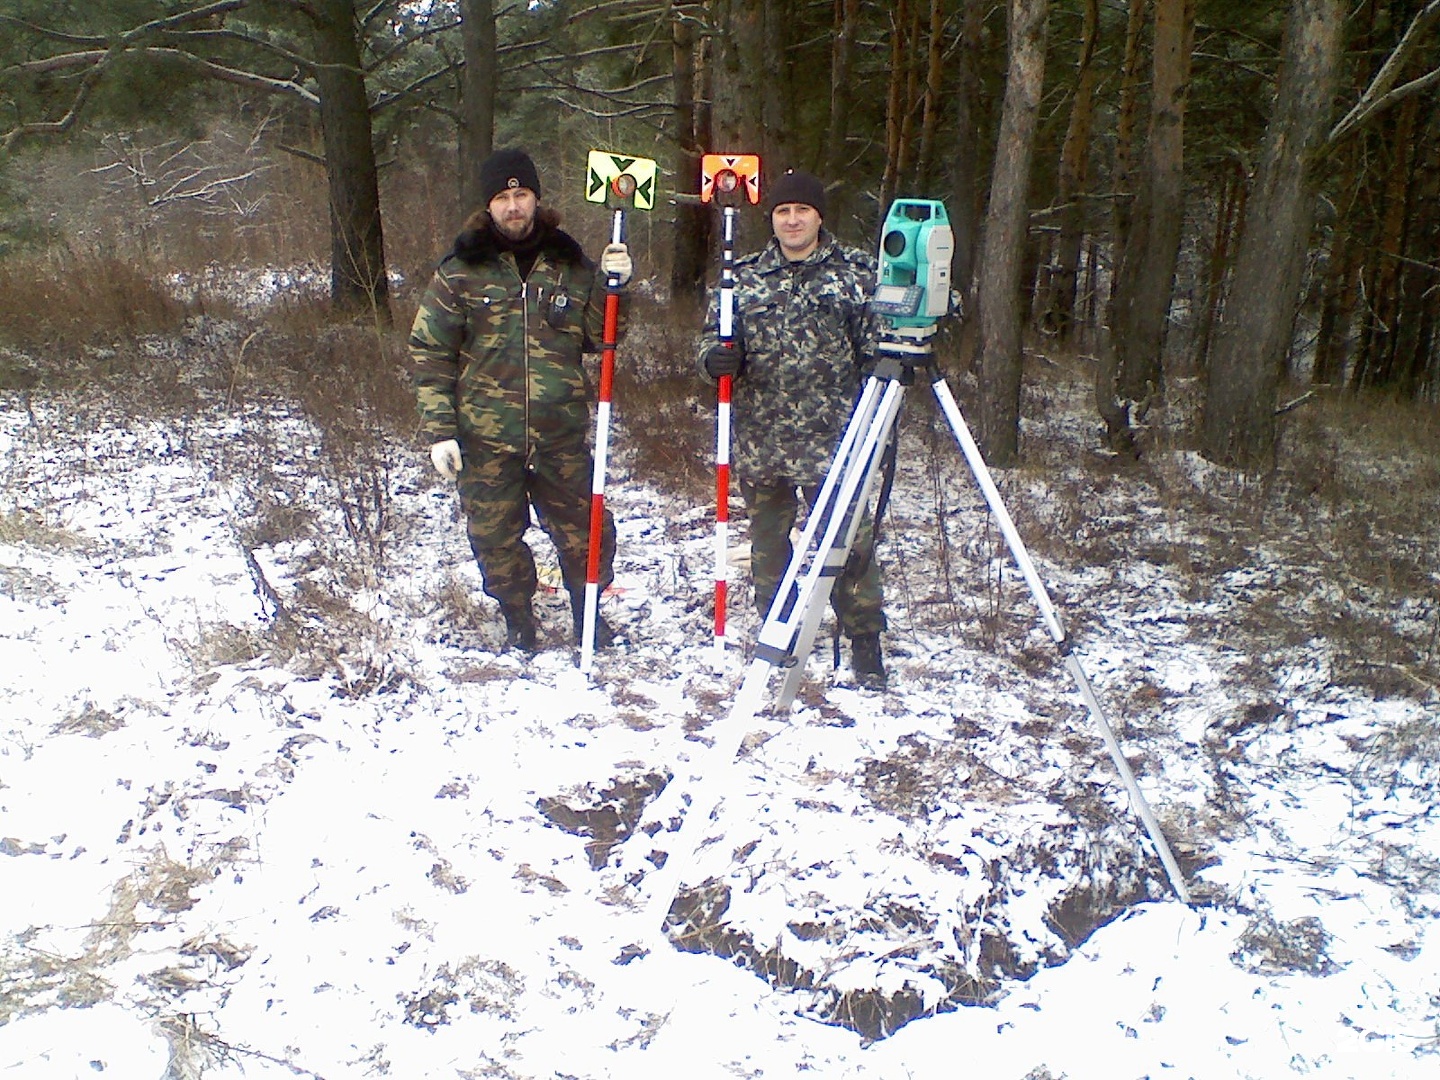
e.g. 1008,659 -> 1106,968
641,337 -> 1192,936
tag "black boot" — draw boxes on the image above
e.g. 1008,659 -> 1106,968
568,590 -> 614,648
850,632 -> 887,690
500,601 -> 538,654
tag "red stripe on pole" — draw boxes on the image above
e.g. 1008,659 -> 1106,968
598,295 -> 619,401
585,291 -> 621,589
585,491 -> 607,582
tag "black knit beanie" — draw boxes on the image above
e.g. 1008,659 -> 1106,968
479,148 -> 542,205
768,169 -> 826,218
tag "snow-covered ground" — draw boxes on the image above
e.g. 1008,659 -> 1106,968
1,329 -> 1437,1079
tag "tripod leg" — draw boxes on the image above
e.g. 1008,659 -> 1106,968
638,657 -> 772,934
637,376 -> 906,933
926,374 -> 1192,905
775,381 -> 906,710
756,375 -> 888,638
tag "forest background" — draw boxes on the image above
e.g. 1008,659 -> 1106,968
0,0 -> 1438,477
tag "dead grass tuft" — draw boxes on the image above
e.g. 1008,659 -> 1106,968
0,250 -> 186,353
0,509 -> 85,551
1230,913 -> 1335,976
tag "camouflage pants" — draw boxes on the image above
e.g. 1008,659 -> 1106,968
739,478 -> 886,637
457,436 -> 615,609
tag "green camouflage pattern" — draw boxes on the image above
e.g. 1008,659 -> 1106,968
409,218 -> 617,613
409,231 -> 610,454
741,479 -> 885,637
459,433 -> 615,608
700,230 -> 878,484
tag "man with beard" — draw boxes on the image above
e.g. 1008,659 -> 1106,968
409,148 -> 633,652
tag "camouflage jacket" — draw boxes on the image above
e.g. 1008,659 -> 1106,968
700,231 -> 878,483
408,214 -> 610,455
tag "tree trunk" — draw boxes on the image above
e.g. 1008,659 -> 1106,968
822,0 -> 860,225
1388,113 -> 1440,398
973,0 -> 1049,466
1311,143 -> 1363,385
897,0 -> 923,189
1352,92 -> 1419,389
1042,0 -> 1099,343
880,0 -> 910,212
715,1 -> 766,163
670,8 -> 711,310
1102,0 -> 1194,451
458,0 -> 497,212
914,0 -> 946,189
1201,0 -> 1346,472
949,0 -> 985,312
310,0 -> 390,321
1110,0 -> 1150,275
760,0 -> 789,165
1194,158 -> 1245,374
1311,0 -> 1378,386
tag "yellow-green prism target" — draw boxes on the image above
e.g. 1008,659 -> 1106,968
585,150 -> 658,211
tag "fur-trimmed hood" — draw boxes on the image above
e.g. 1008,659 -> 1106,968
448,206 -> 590,268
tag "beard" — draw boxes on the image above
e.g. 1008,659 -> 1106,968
493,210 -> 536,242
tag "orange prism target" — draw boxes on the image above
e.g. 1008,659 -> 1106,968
701,154 -> 761,205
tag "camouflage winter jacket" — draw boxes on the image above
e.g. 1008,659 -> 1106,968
408,212 -> 611,456
700,230 -> 878,484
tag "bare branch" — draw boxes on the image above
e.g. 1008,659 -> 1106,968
157,28 -> 319,74
1328,0 -> 1440,144
365,17 -> 462,73
1,0 -> 311,149
0,15 -> 105,48
547,98 -> 670,121
1,0 -> 257,54
276,142 -> 326,167
1274,390 -> 1316,416
2,50 -> 110,77
560,0 -> 670,27
132,47 -> 319,105
1,52 -> 110,151
371,62 -> 462,114
1330,65 -> 1440,145
123,0 -> 257,37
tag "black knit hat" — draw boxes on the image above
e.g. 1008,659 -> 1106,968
479,148 -> 542,205
768,169 -> 826,218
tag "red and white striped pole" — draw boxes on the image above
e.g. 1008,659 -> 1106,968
713,205 -> 739,668
580,206 -> 625,674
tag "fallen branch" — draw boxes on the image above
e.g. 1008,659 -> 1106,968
1274,390 -> 1317,416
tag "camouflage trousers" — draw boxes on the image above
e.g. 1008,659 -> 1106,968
739,478 -> 886,638
457,436 -> 615,609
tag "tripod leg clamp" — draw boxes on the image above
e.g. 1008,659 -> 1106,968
753,642 -> 798,668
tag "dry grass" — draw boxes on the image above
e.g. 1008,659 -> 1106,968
612,294 -> 713,500
0,842 -> 250,1025
0,249 -> 187,353
0,509 -> 85,551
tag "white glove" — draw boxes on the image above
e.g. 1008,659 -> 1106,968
429,438 -> 462,481
600,243 -> 633,287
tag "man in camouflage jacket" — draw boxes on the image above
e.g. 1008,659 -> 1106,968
409,148 -> 632,652
699,169 -> 889,688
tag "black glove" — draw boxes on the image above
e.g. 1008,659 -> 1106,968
703,342 -> 745,379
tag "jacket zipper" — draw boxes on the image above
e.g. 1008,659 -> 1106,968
520,276 -> 531,464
